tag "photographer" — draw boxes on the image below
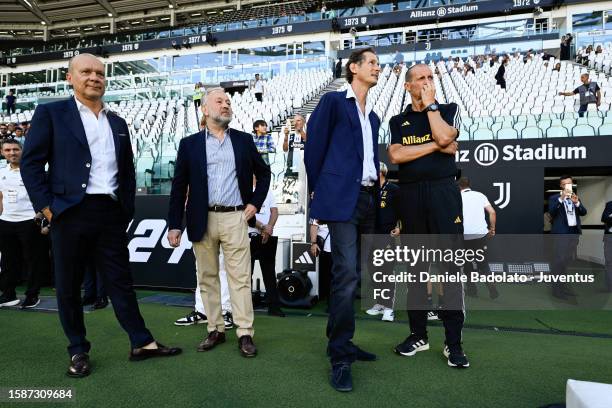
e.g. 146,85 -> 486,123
548,175 -> 587,300
0,139 -> 48,309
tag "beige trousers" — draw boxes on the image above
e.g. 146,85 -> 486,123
192,211 -> 254,338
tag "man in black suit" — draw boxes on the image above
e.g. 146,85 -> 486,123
602,201 -> 612,292
548,175 -> 587,299
167,88 -> 270,358
21,53 -> 181,378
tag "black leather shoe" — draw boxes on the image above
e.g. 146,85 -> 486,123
93,297 -> 109,310
355,345 -> 377,362
238,335 -> 257,357
67,353 -> 91,378
330,363 -> 352,392
129,342 -> 182,361
197,330 -> 226,352
267,307 -> 286,317
81,296 -> 96,306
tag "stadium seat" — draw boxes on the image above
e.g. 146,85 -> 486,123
572,124 -> 596,137
521,126 -> 543,139
546,126 -> 570,138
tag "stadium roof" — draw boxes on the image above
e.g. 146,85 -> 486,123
0,0 -> 317,40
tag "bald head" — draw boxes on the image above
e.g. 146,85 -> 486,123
66,53 -> 106,102
68,53 -> 103,74
405,63 -> 431,82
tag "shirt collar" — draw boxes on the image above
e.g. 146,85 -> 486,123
345,85 -> 372,115
205,127 -> 230,139
74,96 -> 109,114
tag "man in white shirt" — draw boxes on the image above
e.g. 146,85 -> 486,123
249,176 -> 284,317
458,177 -> 498,299
21,53 -> 181,378
0,139 -> 48,309
253,74 -> 264,102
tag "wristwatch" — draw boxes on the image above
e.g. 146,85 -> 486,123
425,103 -> 439,112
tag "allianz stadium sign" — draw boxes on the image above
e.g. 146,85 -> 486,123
410,5 -> 479,19
457,136 -> 612,168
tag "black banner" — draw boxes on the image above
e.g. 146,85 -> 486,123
128,195 -> 195,289
6,20 -> 332,65
339,0 -> 557,29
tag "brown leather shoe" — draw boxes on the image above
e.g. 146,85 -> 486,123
238,335 -> 257,358
66,353 -> 91,378
197,330 -> 226,352
129,342 -> 182,361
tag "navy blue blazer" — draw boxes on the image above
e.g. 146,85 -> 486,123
548,193 -> 587,234
21,98 -> 136,222
305,90 -> 381,222
168,128 -> 271,242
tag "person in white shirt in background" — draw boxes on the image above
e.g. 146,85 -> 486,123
458,177 -> 499,299
0,139 -> 49,309
249,175 -> 284,317
310,218 -> 332,309
253,74 -> 264,102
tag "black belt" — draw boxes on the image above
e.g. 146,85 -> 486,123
360,185 -> 376,193
208,205 -> 245,212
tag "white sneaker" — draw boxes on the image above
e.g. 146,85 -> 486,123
366,304 -> 385,316
381,308 -> 395,322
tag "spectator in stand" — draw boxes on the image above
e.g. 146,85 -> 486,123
5,90 -> 16,115
596,45 -> 603,55
560,36 -> 570,60
495,56 -> 509,89
559,73 -> 601,117
193,82 -> 204,110
393,50 -> 404,66
0,139 -> 48,309
578,45 -> 593,65
0,123 -> 8,140
252,120 -> 276,166
7,123 -> 16,136
553,62 -> 561,72
321,2 -> 327,19
283,114 -> 307,173
21,122 -> 30,137
335,58 -> 343,79
463,64 -> 475,76
253,74 -> 264,102
13,127 -> 24,145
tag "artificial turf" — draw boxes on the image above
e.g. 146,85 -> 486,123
1,290 -> 612,408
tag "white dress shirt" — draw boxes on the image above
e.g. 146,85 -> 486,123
75,97 -> 119,197
0,165 -> 36,222
248,188 -> 276,235
345,85 -> 377,186
558,196 -> 579,227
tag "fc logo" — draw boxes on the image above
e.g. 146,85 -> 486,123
474,143 -> 499,166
